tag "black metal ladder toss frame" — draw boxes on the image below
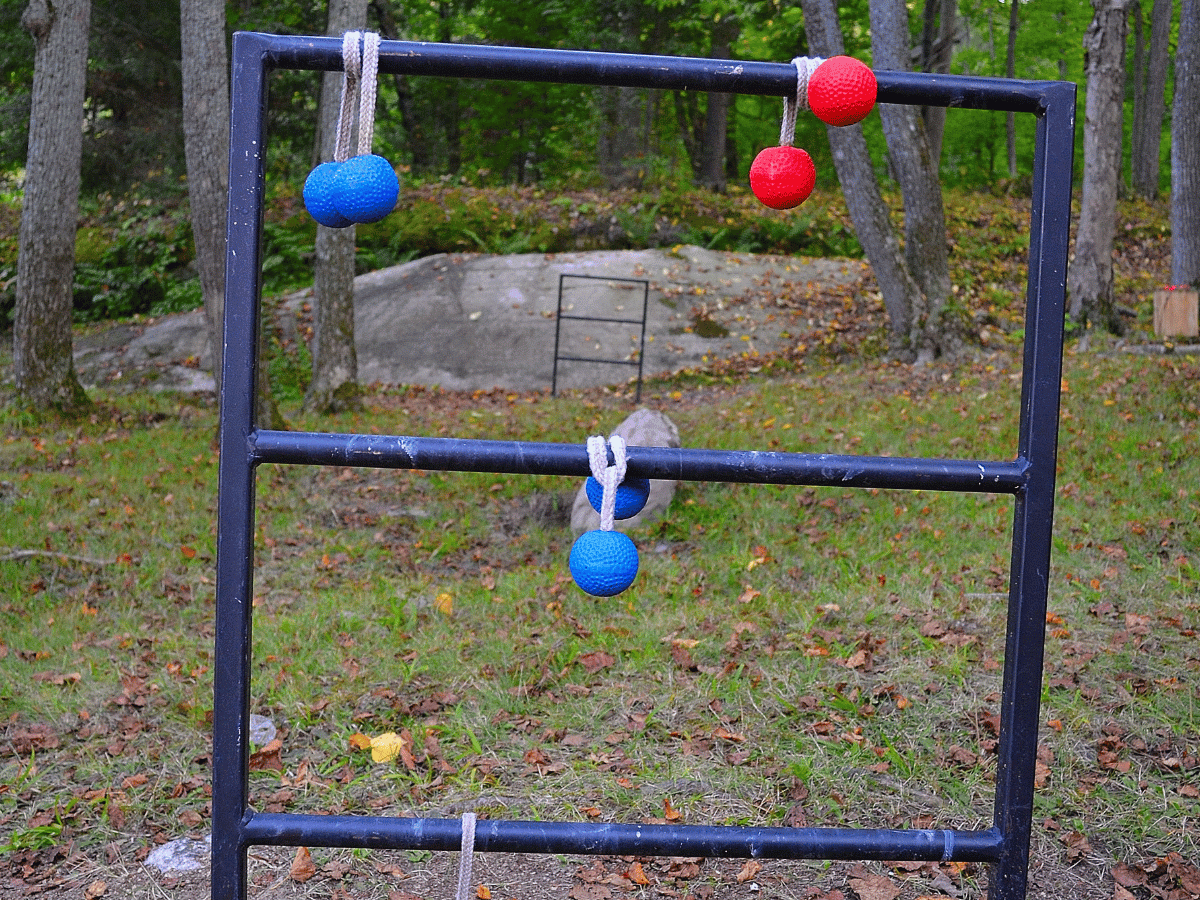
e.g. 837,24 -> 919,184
214,31 -> 1076,900
552,273 -> 651,402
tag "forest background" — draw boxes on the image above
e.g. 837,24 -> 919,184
0,0 -> 1189,336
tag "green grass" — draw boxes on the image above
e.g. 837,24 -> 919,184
1,350 -> 1198,891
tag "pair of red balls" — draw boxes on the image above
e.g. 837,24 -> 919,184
749,56 -> 877,211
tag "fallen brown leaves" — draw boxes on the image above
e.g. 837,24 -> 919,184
1114,853 -> 1200,900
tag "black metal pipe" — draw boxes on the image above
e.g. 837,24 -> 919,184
245,813 -> 1004,862
240,31 -> 1058,113
249,428 -> 1029,493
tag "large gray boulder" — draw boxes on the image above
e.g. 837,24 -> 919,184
570,408 -> 680,535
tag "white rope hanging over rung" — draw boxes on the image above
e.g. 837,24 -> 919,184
780,56 -> 824,146
333,31 -> 381,162
587,435 -> 627,532
455,811 -> 476,900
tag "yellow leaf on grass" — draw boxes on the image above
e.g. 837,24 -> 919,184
348,732 -> 373,751
435,592 -> 454,616
370,731 -> 406,764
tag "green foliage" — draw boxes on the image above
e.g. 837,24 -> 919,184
262,220 -> 317,294
71,213 -> 194,323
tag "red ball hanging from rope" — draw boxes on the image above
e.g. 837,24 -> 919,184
749,146 -> 816,210
807,56 -> 877,127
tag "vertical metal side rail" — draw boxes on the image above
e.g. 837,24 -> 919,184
990,81 -> 1076,900
213,31 -> 273,900
552,273 -> 566,397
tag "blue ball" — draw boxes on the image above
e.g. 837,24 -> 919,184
333,154 -> 399,224
585,475 -> 651,520
569,530 -> 639,597
303,162 -> 353,228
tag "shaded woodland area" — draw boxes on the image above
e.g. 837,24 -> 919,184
0,0 -> 1197,413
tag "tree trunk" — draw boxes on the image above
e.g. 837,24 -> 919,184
919,0 -> 956,167
597,1 -> 645,188
437,2 -> 462,175
599,85 -> 646,187
370,0 -> 428,172
1130,0 -> 1172,199
699,15 -> 740,192
1005,0 -> 1019,176
799,0 -> 925,359
673,90 -> 704,181
306,0 -> 368,414
1068,0 -> 1129,333
181,0 -> 282,427
1130,0 -> 1147,183
871,0 -> 957,361
180,0 -> 229,398
13,0 -> 92,415
1172,0 -> 1200,287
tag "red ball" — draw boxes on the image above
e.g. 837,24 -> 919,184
807,56 -> 877,127
749,146 -> 816,210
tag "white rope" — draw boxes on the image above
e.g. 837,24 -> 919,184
334,31 -> 361,162
357,31 -> 380,156
455,811 -> 476,900
586,435 -> 627,532
780,56 -> 824,146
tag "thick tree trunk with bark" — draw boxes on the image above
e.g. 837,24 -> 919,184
306,0 -> 368,414
799,0 -> 925,358
871,0 -> 957,361
1068,0 -> 1129,333
181,0 -> 229,398
1172,0 -> 1200,287
1129,0 -> 1171,199
13,0 -> 92,414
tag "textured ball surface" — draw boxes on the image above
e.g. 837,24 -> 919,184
303,162 -> 353,228
749,146 -> 816,210
569,530 -> 639,597
585,475 -> 651,520
332,154 -> 399,224
807,56 -> 877,127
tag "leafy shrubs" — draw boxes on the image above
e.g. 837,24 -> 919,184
293,183 -> 864,272
69,200 -> 197,323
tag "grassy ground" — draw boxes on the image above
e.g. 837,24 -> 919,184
1,340 -> 1197,899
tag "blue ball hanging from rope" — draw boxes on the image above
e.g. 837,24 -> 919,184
332,154 -> 399,224
585,475 -> 650,520
569,529 -> 639,597
570,434 -> 642,597
303,161 -> 354,228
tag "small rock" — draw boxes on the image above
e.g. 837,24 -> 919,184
571,408 -> 680,535
145,834 -> 211,875
249,714 -> 277,747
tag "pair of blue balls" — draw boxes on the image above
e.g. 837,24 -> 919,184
303,154 -> 399,228
569,475 -> 651,597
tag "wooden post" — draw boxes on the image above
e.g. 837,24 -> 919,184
1153,288 -> 1199,338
